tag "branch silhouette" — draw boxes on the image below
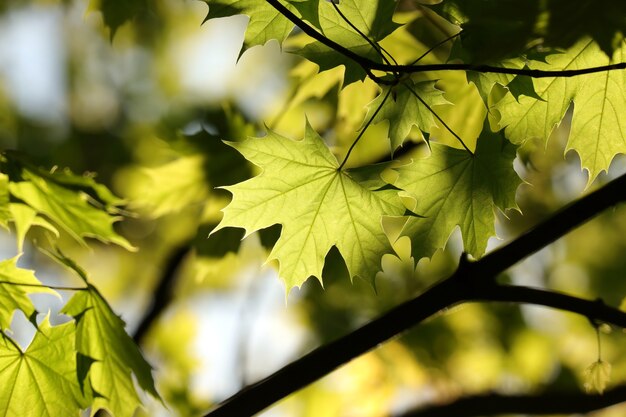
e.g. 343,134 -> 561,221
265,0 -> 626,82
204,172 -> 626,417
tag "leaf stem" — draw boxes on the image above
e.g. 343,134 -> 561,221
410,32 -> 461,65
329,1 -> 397,66
403,81 -> 473,154
338,88 -> 392,170
0,280 -> 86,291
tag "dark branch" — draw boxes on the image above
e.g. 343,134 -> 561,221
478,172 -> 626,278
204,171 -> 626,417
205,276 -> 465,417
396,385 -> 626,417
132,243 -> 190,343
266,0 -> 626,80
380,62 -> 626,78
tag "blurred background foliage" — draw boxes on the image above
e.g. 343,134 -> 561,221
1,0 -> 626,416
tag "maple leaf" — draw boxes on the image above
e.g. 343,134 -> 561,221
62,286 -> 159,417
367,80 -> 449,152
395,128 -> 520,261
0,319 -> 89,417
584,359 -> 611,394
202,0 -> 294,54
214,122 -> 405,289
0,257 -> 56,331
9,172 -> 133,250
297,0 -> 400,86
497,39 -> 626,182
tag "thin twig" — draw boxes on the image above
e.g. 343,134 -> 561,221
330,1 -> 389,65
403,81 -> 472,154
133,244 -> 190,343
338,87 -> 392,170
410,32 -> 461,65
330,1 -> 397,66
0,280 -> 86,291
265,0 -> 626,80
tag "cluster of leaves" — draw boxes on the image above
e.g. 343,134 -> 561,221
1,0 -> 626,415
197,0 -> 626,292
0,151 -> 158,416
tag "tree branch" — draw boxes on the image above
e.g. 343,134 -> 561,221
477,172 -> 626,278
132,243 -> 190,343
266,0 -> 626,81
204,171 -> 626,417
396,385 -> 626,417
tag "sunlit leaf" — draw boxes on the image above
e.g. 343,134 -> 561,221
214,122 -> 405,289
9,173 -> 133,250
395,127 -> 520,261
497,39 -> 626,182
584,359 -> 611,394
202,0 -> 294,54
62,286 -> 159,417
368,80 -> 448,152
0,257 -> 56,331
0,319 -> 88,417
297,0 -> 400,86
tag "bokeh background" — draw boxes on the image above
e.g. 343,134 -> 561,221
1,1 -> 626,416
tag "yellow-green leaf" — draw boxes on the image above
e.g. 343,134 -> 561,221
9,174 -> 133,250
62,286 -> 159,417
395,128 -> 520,261
497,39 -> 626,182
0,257 -> 56,331
0,319 -> 88,417
214,122 -> 405,289
584,359 -> 611,394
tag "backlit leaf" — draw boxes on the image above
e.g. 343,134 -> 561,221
297,0 -> 400,86
214,122 -> 405,289
584,359 -> 611,394
202,0 -> 294,54
368,80 -> 449,152
395,127 -> 520,261
62,286 -> 158,417
0,257 -> 56,331
497,39 -> 626,182
0,319 -> 88,417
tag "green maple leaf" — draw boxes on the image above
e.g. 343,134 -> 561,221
9,172 -> 133,250
395,128 -> 520,261
62,285 -> 158,417
497,39 -> 626,182
203,0 -> 294,54
8,203 -> 59,253
1,153 -> 132,250
0,257 -> 56,331
367,80 -> 449,152
0,319 -> 89,417
214,122 -> 405,289
297,0 -> 400,86
567,42 -> 626,182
